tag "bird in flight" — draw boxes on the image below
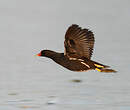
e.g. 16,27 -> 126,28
37,24 -> 116,72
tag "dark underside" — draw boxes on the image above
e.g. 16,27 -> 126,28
51,53 -> 95,71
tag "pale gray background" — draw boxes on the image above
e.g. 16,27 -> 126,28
0,0 -> 130,110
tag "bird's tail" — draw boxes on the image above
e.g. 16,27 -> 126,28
93,62 -> 117,73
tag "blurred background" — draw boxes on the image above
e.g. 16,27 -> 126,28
0,0 -> 130,109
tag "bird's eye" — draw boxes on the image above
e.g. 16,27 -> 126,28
41,51 -> 44,55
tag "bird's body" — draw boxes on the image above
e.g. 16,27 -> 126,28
37,24 -> 116,73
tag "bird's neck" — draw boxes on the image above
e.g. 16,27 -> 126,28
44,50 -> 63,59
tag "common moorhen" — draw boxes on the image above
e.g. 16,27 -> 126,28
37,24 -> 116,72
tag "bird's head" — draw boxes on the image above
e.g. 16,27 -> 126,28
36,50 -> 48,57
36,50 -> 56,58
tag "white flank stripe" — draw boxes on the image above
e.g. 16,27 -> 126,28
69,58 -> 77,60
81,62 -> 90,68
69,57 -> 84,61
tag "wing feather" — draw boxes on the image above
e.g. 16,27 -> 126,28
64,24 -> 95,59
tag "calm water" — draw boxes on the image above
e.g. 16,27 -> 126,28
0,0 -> 130,110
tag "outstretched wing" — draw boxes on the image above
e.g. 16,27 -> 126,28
64,24 -> 95,59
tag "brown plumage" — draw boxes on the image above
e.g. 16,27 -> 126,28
37,24 -> 117,73
64,24 -> 94,59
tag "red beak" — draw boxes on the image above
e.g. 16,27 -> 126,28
36,52 -> 41,56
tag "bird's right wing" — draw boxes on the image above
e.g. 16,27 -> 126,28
64,24 -> 95,59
